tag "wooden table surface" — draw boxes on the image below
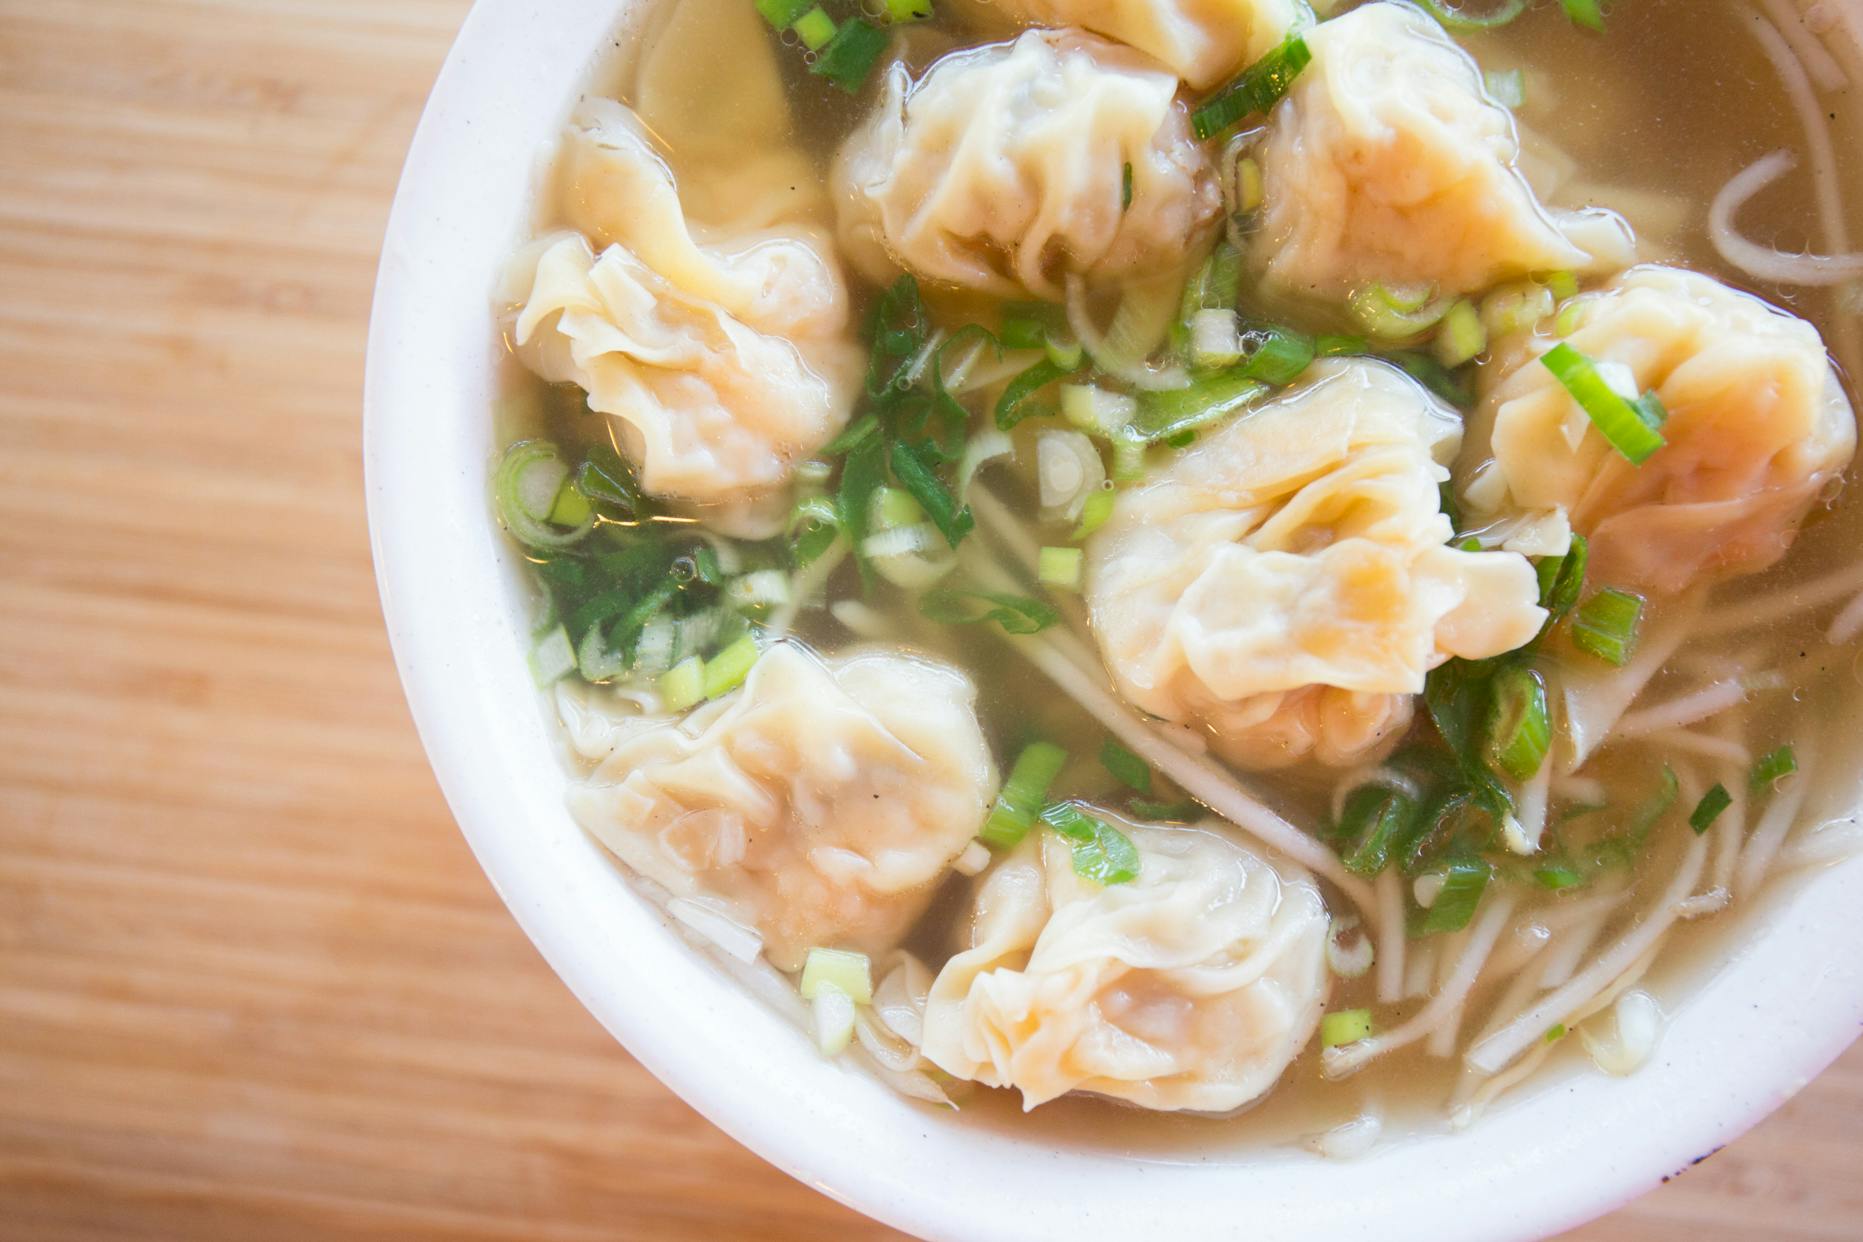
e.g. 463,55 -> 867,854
1,1 -> 1859,1238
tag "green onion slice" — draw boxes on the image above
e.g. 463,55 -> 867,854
701,634 -> 761,699
889,439 -> 974,548
811,18 -> 888,92
1750,744 -> 1798,791
995,356 -> 1077,430
981,741 -> 1069,849
1535,533 -> 1588,620
1099,738 -> 1152,794
919,587 -> 1058,635
1336,786 -> 1418,877
1039,802 -> 1141,885
799,947 -> 874,1002
1419,857 -> 1492,936
1319,1008 -> 1374,1048
1539,342 -> 1666,464
1560,0 -> 1605,32
756,0 -> 812,27
1191,36 -> 1312,141
1689,783 -> 1733,834
1072,488 -> 1116,541
494,440 -> 596,550
1130,369 -> 1267,443
1486,665 -> 1550,782
1570,587 -> 1644,666
1415,0 -> 1530,31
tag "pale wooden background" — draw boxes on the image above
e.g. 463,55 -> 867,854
0,1 -> 1858,1238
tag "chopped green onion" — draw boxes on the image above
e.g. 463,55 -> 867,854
1099,739 -> 1151,794
575,622 -> 628,682
1486,665 -> 1550,782
1060,384 -> 1137,438
546,477 -> 594,528
1320,1008 -> 1374,1048
1481,280 -> 1555,339
995,357 -> 1076,429
1484,67 -> 1526,109
495,440 -> 595,550
836,434 -> 886,579
920,587 -> 1058,635
799,948 -> 873,1004
1316,333 -> 1369,357
1121,162 -> 1133,211
701,634 -> 760,699
1545,1023 -> 1567,1042
726,569 -> 793,611
575,449 -> 644,515
1348,282 -> 1452,340
1750,744 -> 1798,791
1191,36 -> 1312,141
889,439 -> 974,548
811,18 -> 888,92
1433,298 -> 1487,368
1689,783 -> 1733,834
811,984 -> 857,1055
1422,658 -> 1513,818
1418,858 -> 1491,935
1385,349 -> 1473,407
1110,434 -> 1148,483
1130,369 -> 1267,443
1235,156 -> 1264,213
1541,270 -> 1581,300
869,485 -> 923,531
658,655 -> 705,713
1179,242 -> 1243,321
1540,342 -> 1667,465
1560,0 -> 1605,32
756,0 -> 811,27
1457,536 -> 1483,553
1073,488 -> 1116,541
1187,308 -> 1242,368
1554,300 -> 1586,337
999,316 -> 1047,351
1237,324 -> 1316,384
1044,335 -> 1085,370
981,741 -> 1070,848
1336,786 -> 1417,877
1570,587 -> 1644,666
528,625 -> 576,687
1039,802 -> 1141,885
881,0 -> 932,22
1534,864 -> 1585,891
1416,0 -> 1530,31
863,276 -> 928,397
1038,545 -> 1084,589
792,6 -> 836,50
1536,533 -> 1588,620
1128,797 -> 1199,821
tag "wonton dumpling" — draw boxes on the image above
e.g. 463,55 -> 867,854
950,0 -> 1303,90
1086,360 -> 1546,769
921,816 -> 1329,1112
1463,266 -> 1857,593
509,103 -> 860,531
563,643 -> 996,972
832,30 -> 1221,300
624,0 -> 823,232
1251,2 -> 1629,304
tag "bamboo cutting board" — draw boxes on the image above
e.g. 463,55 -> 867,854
0,2 -> 1858,1238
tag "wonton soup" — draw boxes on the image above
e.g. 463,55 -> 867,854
489,0 -> 1863,1151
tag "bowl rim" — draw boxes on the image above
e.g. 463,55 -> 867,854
364,2 -> 1863,1238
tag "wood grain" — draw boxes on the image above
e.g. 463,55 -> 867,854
0,1 -> 1857,1238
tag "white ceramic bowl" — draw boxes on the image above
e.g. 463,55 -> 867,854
364,2 -> 1863,1237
